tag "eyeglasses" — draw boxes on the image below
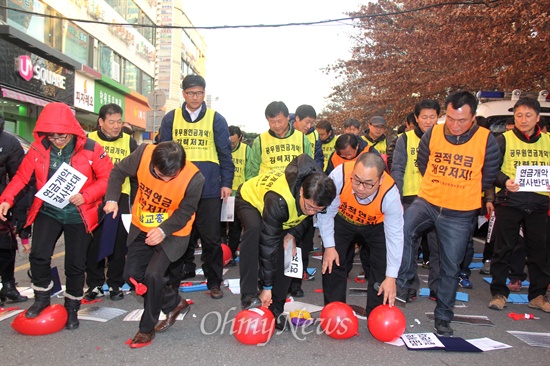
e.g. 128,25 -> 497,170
303,198 -> 327,214
185,91 -> 205,98
350,176 -> 380,190
46,134 -> 68,142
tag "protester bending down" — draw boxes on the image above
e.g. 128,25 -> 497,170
104,141 -> 204,348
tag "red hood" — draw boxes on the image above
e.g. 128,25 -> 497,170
33,102 -> 86,140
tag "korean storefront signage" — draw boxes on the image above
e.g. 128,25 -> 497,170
0,38 -> 74,104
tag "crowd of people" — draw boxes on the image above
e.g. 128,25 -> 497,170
0,76 -> 548,347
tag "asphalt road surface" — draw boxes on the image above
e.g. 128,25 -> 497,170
1,235 -> 549,365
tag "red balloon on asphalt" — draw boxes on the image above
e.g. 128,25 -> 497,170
233,307 -> 275,345
320,301 -> 359,339
367,304 -> 406,342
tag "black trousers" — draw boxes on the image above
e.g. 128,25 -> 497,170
225,212 -> 243,258
124,235 -> 181,333
182,198 -> 223,289
0,247 -> 16,283
236,197 -> 291,313
30,213 -> 92,297
85,194 -> 130,289
491,205 -> 549,300
322,215 -> 387,316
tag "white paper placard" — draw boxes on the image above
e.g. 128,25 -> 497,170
514,165 -> 550,192
401,332 -> 445,349
284,247 -> 303,279
220,196 -> 235,222
35,162 -> 87,208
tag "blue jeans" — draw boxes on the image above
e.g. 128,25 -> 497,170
397,198 -> 475,321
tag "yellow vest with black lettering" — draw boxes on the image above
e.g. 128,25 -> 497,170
321,135 -> 338,171
363,136 -> 387,155
418,124 -> 489,210
259,130 -> 305,174
501,131 -> 550,197
88,131 -> 131,195
239,169 -> 306,230
402,130 -> 422,197
232,142 -> 248,191
306,130 -> 319,153
172,108 -> 219,164
338,161 -> 395,225
132,144 -> 199,236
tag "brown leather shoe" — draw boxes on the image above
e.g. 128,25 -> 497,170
129,330 -> 155,348
210,285 -> 223,299
155,298 -> 190,332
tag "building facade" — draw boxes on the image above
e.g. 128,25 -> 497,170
0,0 -> 206,142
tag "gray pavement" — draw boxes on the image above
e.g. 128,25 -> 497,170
1,236 -> 549,366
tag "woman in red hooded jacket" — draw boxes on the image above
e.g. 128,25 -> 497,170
0,102 -> 112,330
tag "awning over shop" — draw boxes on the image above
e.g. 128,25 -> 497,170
1,86 -> 52,107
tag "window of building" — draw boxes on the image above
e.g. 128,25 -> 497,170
123,59 -> 138,91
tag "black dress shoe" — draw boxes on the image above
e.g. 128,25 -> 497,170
109,287 -> 124,301
290,288 -> 304,298
129,330 -> 155,348
241,295 -> 262,310
210,286 -> 223,299
181,270 -> 196,280
155,298 -> 190,332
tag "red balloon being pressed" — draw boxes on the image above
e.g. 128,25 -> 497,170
12,304 -> 68,336
319,301 -> 359,339
221,243 -> 232,266
367,304 -> 406,342
233,307 -> 275,345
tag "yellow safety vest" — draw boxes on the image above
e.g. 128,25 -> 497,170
88,131 -> 131,195
321,135 -> 338,171
259,130 -> 305,174
402,130 -> 422,197
306,130 -> 319,153
232,142 -> 248,191
172,108 -> 219,164
501,131 -> 550,196
240,169 -> 306,230
363,136 -> 387,155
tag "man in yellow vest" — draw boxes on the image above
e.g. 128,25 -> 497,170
319,153 -> 404,316
488,97 -> 550,313
159,75 -> 234,299
391,100 -> 440,302
85,103 -> 138,301
246,101 -> 312,179
237,154 -> 336,330
316,119 -> 338,172
362,116 -> 388,159
396,91 -> 500,337
104,141 -> 204,348
223,125 -> 250,263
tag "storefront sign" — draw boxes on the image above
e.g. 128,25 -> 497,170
94,82 -> 124,114
74,72 -> 95,112
125,95 -> 150,129
0,38 -> 74,104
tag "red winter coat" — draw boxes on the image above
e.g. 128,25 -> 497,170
0,103 -> 113,233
